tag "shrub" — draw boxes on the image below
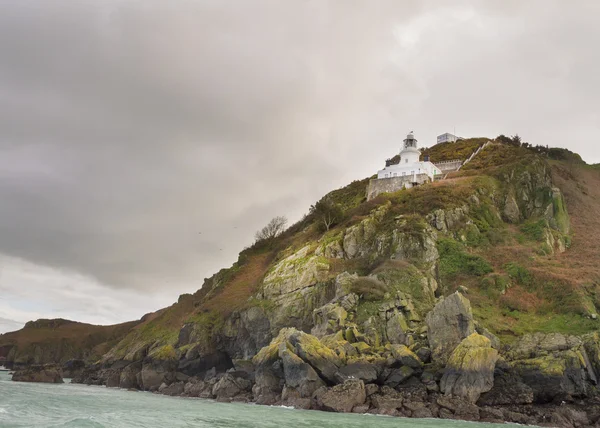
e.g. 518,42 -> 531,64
349,277 -> 390,301
520,220 -> 547,241
438,238 -> 493,281
504,263 -> 533,287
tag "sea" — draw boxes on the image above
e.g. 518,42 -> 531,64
0,372 -> 517,428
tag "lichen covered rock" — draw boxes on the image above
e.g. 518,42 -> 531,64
426,292 -> 475,363
440,333 -> 498,403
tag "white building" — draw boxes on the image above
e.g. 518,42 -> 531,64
437,133 -> 460,144
376,132 -> 442,181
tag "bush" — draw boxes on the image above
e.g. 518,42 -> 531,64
504,263 -> 533,287
438,238 -> 493,281
349,277 -> 390,301
520,220 -> 547,241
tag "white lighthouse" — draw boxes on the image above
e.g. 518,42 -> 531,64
376,132 -> 442,181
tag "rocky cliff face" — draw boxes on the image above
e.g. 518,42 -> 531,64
8,141 -> 600,427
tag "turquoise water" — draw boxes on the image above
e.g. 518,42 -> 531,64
0,372 -> 508,428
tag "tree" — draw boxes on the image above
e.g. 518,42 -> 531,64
255,216 -> 287,243
310,197 -> 344,231
511,134 -> 522,146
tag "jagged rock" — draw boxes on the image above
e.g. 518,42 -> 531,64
119,362 -> 141,389
388,344 -> 423,369
477,371 -> 534,406
311,303 -> 347,338
383,366 -> 414,388
508,332 -> 582,360
279,342 -> 326,397
440,333 -> 498,403
370,386 -> 403,410
338,363 -> 379,383
426,292 -> 475,363
437,396 -> 480,421
12,365 -> 63,383
503,193 -> 521,223
262,246 -> 330,298
141,360 -> 176,391
281,386 -> 312,409
317,379 -> 366,413
416,347 -> 432,364
391,227 -> 439,264
106,370 -> 121,388
183,379 -> 207,397
159,381 -> 185,396
512,351 -> 593,403
212,373 -> 252,399
252,366 -> 282,405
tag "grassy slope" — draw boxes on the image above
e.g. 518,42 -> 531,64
0,318 -> 140,363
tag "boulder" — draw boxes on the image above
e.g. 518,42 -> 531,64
426,292 -> 475,363
477,372 -> 534,406
212,373 -> 252,399
252,366 -> 283,405
279,342 -> 326,398
12,365 -> 63,384
437,396 -> 480,421
388,344 -> 423,369
119,362 -> 141,389
370,386 -> 404,410
512,351 -> 593,403
159,381 -> 185,396
262,246 -> 330,298
338,363 -> 379,383
318,380 -> 366,413
440,333 -> 498,403
383,366 -> 414,388
183,379 -> 207,397
140,360 -> 176,391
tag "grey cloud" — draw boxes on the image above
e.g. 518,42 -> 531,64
0,0 -> 598,296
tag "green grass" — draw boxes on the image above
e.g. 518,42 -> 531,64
438,238 -> 493,282
520,220 -> 548,241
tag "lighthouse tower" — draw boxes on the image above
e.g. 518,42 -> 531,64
400,132 -> 421,164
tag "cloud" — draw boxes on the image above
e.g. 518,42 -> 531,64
0,0 -> 598,323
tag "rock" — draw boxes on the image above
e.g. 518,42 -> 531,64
503,193 -> 521,223
371,386 -> 403,410
338,363 -> 379,383
212,373 -> 252,399
279,342 -> 326,398
159,381 -> 185,396
183,379 -> 207,397
479,407 -> 504,422
477,372 -> 534,406
106,370 -> 121,388
119,362 -> 141,389
426,292 -> 475,363
511,345 -> 594,403
311,303 -> 347,338
262,246 -> 330,298
252,366 -> 283,405
383,366 -> 414,388
141,360 -> 176,391
416,347 -> 432,364
318,379 -> 366,413
437,396 -> 480,421
12,365 -> 64,384
440,333 -> 499,403
352,404 -> 370,414
279,386 -> 310,409
388,344 -> 423,369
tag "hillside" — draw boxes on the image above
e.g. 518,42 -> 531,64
0,318 -> 141,368
6,138 -> 600,426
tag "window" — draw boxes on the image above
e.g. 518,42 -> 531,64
405,159 -> 408,163
402,172 -> 406,176
411,171 -> 415,175
393,173 -> 397,177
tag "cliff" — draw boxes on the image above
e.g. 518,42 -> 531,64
4,138 -> 600,426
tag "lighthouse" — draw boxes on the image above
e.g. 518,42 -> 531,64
367,131 -> 443,200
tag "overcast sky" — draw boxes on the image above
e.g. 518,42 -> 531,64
0,0 -> 599,333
